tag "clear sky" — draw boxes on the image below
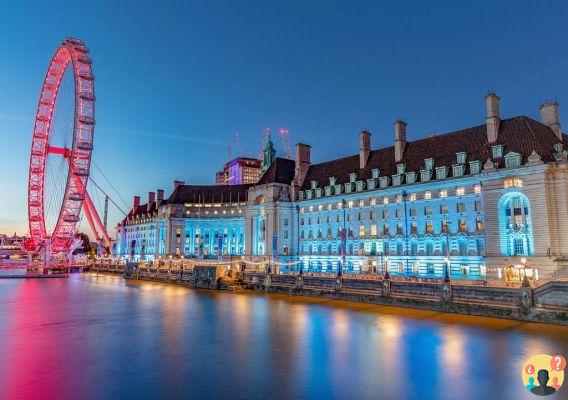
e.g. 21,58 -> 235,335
1,1 -> 568,237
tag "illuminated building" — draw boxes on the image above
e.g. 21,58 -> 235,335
118,95 -> 568,281
215,157 -> 262,185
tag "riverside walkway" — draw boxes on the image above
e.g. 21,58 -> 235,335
88,259 -> 568,325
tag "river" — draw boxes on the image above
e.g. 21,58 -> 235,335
0,274 -> 566,399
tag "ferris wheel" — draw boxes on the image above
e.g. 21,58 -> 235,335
26,38 -> 111,255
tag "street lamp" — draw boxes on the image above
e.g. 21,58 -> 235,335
338,199 -> 347,277
520,257 -> 531,287
443,219 -> 451,283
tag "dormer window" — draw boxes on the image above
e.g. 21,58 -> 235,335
310,180 -> 317,189
554,143 -> 564,154
405,171 -> 417,184
371,168 -> 380,179
329,176 -> 336,186
355,181 -> 365,192
349,172 -> 357,183
452,164 -> 465,177
456,152 -> 467,165
379,176 -> 389,188
504,152 -> 521,168
424,158 -> 434,170
392,174 -> 403,186
435,166 -> 448,180
396,163 -> 406,175
298,191 -> 305,200
491,144 -> 504,158
315,188 -> 322,197
420,169 -> 433,182
469,160 -> 481,175
324,186 -> 332,196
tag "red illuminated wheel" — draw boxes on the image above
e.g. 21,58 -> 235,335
27,38 -> 95,253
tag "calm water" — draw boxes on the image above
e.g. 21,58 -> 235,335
0,274 -> 566,400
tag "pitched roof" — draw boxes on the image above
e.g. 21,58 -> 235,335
257,157 -> 296,185
301,116 -> 563,190
164,183 -> 252,204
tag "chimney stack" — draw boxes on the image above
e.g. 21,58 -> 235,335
540,101 -> 562,141
293,143 -> 312,197
156,189 -> 164,204
394,120 -> 407,163
359,130 -> 371,169
173,180 -> 185,190
485,93 -> 500,143
147,192 -> 155,211
133,195 -> 140,210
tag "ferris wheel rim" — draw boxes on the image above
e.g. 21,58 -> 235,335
27,38 -> 95,253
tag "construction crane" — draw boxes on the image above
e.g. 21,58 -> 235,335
226,141 -> 233,160
279,128 -> 292,159
234,132 -> 243,156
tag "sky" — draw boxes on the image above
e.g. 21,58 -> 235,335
1,0 -> 568,237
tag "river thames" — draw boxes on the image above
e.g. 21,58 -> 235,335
0,274 -> 566,400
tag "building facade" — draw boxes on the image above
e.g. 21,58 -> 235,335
117,95 -> 568,281
215,157 -> 262,185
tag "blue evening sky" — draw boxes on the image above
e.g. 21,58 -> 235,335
1,1 -> 567,236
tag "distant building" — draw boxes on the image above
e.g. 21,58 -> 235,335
216,157 -> 262,185
118,94 -> 568,282
215,170 -> 228,185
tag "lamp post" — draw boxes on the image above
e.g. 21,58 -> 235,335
520,257 -> 531,287
443,219 -> 451,283
338,199 -> 347,277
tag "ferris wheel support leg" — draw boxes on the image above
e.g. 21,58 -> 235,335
83,191 -> 113,251
82,197 -> 101,243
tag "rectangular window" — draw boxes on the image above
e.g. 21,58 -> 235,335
383,196 -> 389,204
410,207 -> 417,217
411,221 -> 418,234
456,187 -> 465,196
424,191 -> 432,200
371,224 -> 377,236
426,221 -> 434,233
424,206 -> 432,216
358,212 -> 364,221
457,202 -> 466,213
476,218 -> 484,231
396,223 -> 403,235
396,209 -> 403,218
459,218 -> 467,232
440,189 -> 448,198
383,224 -> 390,235
370,211 -> 376,220
475,200 -> 483,212
347,214 -> 352,222
382,209 -> 389,219
359,225 -> 365,237
440,204 -> 449,215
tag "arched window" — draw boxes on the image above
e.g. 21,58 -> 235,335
498,192 -> 534,256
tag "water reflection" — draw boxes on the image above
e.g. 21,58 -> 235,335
0,275 -> 566,400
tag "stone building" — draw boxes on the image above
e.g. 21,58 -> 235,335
117,94 -> 568,281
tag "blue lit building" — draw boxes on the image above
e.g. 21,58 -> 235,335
117,94 -> 568,281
